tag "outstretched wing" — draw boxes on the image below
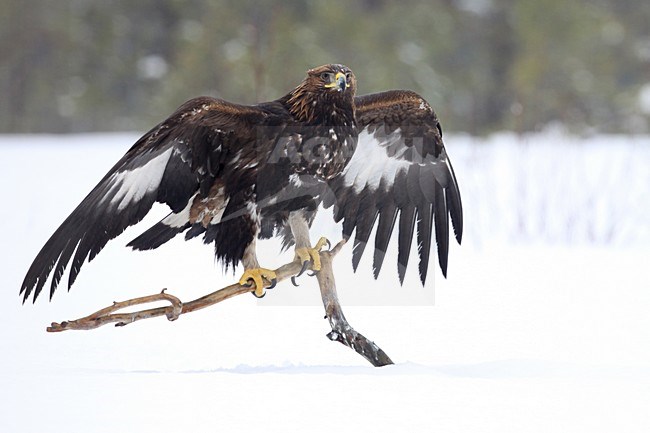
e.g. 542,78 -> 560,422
325,90 -> 463,284
21,96 -> 265,302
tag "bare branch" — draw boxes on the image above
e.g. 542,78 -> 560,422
47,259 -> 308,332
46,239 -> 393,367
316,244 -> 394,367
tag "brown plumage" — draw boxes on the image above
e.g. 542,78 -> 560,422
20,64 -> 462,303
285,65 -> 357,123
328,90 -> 462,283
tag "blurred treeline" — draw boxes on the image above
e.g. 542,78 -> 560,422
1,0 -> 649,134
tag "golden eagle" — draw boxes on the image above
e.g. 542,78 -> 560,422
20,64 -> 463,302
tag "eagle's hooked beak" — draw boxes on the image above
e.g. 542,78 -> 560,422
325,72 -> 348,92
335,72 -> 347,92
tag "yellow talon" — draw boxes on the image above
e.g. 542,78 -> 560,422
294,236 -> 330,272
238,268 -> 277,298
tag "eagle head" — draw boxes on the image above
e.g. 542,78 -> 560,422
286,64 -> 356,123
307,64 -> 356,95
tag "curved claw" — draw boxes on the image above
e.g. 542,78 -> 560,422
296,260 -> 309,278
252,290 -> 266,299
292,261 -> 309,286
267,278 -> 277,290
307,270 -> 319,277
324,238 -> 332,251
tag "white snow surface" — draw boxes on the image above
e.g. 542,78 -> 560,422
1,132 -> 649,432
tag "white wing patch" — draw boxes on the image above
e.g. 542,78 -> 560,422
106,148 -> 174,211
342,128 -> 410,193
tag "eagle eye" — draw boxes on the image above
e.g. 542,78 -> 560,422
320,72 -> 332,81
345,72 -> 352,81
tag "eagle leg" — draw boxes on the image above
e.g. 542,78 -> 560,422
288,210 -> 330,284
238,268 -> 277,298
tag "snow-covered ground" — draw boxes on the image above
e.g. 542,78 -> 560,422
1,133 -> 649,432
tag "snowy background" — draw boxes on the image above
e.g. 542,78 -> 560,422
1,133 -> 649,432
